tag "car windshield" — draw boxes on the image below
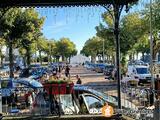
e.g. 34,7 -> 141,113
105,65 -> 114,69
136,68 -> 149,74
87,88 -> 117,105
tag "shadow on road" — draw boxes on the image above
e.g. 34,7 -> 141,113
82,81 -> 117,92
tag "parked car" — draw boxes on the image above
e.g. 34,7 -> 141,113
94,64 -> 107,73
85,63 -> 93,70
0,66 -> 9,76
70,63 -> 79,67
33,85 -> 118,115
126,65 -> 151,84
1,79 -> 138,116
103,65 -> 114,76
41,85 -> 137,115
90,63 -> 97,71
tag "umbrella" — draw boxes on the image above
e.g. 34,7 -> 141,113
15,78 -> 42,89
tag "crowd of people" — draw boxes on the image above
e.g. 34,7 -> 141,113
37,64 -> 82,85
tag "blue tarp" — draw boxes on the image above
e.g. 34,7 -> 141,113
15,78 -> 42,88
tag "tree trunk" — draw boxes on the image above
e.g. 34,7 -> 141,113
47,53 -> 50,65
142,52 -> 144,61
112,55 -> 115,65
108,55 -> 111,63
62,55 -> 65,61
91,56 -> 96,63
23,56 -> 26,68
129,54 -> 132,61
50,55 -> 52,64
39,51 -> 42,65
136,52 -> 139,60
9,41 -> 14,78
26,46 -> 31,67
52,56 -> 56,62
132,53 -> 135,61
1,55 -> 4,66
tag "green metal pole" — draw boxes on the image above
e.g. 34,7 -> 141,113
114,3 -> 121,109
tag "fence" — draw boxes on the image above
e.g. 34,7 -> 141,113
0,82 -> 156,120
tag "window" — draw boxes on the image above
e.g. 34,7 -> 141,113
84,95 -> 104,109
60,95 -> 79,114
136,68 -> 149,74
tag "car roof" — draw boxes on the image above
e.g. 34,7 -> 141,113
128,65 -> 148,68
74,85 -> 117,105
74,85 -> 138,110
134,65 -> 149,68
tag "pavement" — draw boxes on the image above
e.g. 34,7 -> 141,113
2,114 -> 123,120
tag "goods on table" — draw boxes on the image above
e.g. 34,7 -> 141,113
43,78 -> 74,95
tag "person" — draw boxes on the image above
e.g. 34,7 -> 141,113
112,68 -> 117,80
76,75 -> 82,84
148,87 -> 154,106
155,74 -> 160,98
25,91 -> 33,107
58,64 -> 62,73
65,65 -> 70,77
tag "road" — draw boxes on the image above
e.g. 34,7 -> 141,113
65,65 -> 118,97
69,65 -> 114,84
68,66 -> 140,110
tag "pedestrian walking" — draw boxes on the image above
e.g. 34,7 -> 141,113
155,74 -> 160,98
65,65 -> 70,77
76,75 -> 82,84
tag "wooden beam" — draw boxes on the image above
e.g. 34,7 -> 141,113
0,0 -> 138,8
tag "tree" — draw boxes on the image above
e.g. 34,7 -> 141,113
95,12 -> 147,64
18,47 -> 27,67
81,36 -> 103,63
0,8 -> 22,78
130,35 -> 150,61
0,38 -> 5,66
44,40 -> 57,63
0,8 -> 44,77
142,1 -> 160,60
67,47 -> 77,63
96,24 -> 115,63
17,8 -> 44,67
36,37 -> 48,65
55,38 -> 77,62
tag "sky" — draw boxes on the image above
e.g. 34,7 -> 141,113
37,1 -> 147,53
37,7 -> 106,53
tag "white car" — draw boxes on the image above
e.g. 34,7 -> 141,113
70,63 -> 79,67
126,65 -> 151,84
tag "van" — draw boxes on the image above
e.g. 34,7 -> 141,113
127,65 -> 151,84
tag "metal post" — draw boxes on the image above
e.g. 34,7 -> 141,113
0,77 -> 2,113
114,4 -> 121,109
149,0 -> 155,100
149,0 -> 158,119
